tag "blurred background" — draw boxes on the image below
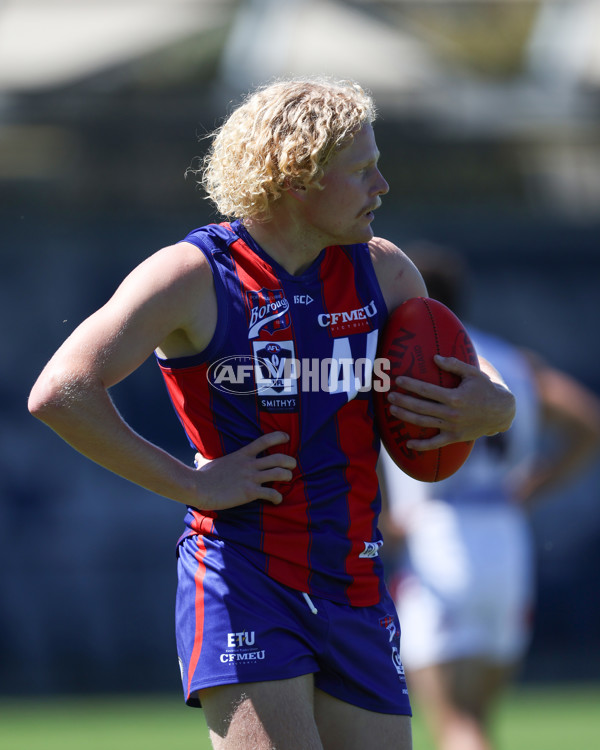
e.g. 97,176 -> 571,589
2,0 -> 599,699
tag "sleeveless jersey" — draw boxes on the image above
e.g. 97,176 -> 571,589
157,221 -> 389,606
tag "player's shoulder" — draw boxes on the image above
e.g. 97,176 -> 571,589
151,221 -> 236,268
135,239 -> 214,290
368,235 -> 402,260
133,240 -> 218,357
368,236 -> 427,311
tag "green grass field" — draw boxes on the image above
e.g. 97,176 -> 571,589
1,684 -> 599,749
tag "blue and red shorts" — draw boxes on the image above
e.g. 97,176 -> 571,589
175,533 -> 412,716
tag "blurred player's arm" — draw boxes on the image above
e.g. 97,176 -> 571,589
376,454 -> 409,548
518,352 -> 600,505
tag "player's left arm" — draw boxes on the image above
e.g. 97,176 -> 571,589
517,352 -> 600,503
370,237 -> 516,449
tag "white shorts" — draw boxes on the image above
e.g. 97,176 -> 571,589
393,501 -> 534,670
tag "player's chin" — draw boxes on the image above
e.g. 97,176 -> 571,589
345,220 -> 375,244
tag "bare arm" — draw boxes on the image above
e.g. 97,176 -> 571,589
28,242 -> 295,509
517,353 -> 600,504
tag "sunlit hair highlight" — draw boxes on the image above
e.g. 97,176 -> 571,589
194,77 -> 376,221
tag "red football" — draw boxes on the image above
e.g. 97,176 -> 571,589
374,297 -> 479,482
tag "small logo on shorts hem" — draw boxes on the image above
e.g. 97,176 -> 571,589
359,540 -> 384,558
379,615 -> 406,682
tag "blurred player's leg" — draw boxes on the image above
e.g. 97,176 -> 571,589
450,657 -> 516,723
406,659 -> 514,750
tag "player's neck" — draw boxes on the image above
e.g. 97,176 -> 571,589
244,208 -> 326,276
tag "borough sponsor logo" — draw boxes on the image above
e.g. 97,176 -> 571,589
247,288 -> 291,339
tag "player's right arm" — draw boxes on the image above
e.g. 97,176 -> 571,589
28,242 -> 295,509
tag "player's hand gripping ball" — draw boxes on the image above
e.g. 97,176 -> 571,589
375,297 -> 479,482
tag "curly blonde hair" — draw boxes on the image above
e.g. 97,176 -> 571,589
197,77 -> 376,221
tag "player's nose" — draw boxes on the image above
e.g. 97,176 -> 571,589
373,168 -> 389,196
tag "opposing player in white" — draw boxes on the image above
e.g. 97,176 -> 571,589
379,250 -> 600,750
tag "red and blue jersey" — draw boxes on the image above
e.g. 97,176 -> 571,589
157,221 -> 389,606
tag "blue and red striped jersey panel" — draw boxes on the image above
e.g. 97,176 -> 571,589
157,221 -> 389,606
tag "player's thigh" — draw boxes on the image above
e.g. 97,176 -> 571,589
446,658 -> 516,718
314,687 -> 412,750
200,674 -> 323,750
408,659 -> 514,721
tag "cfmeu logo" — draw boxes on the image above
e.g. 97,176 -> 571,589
220,630 -> 267,664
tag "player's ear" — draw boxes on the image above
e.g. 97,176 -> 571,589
283,177 -> 308,202
288,187 -> 307,203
